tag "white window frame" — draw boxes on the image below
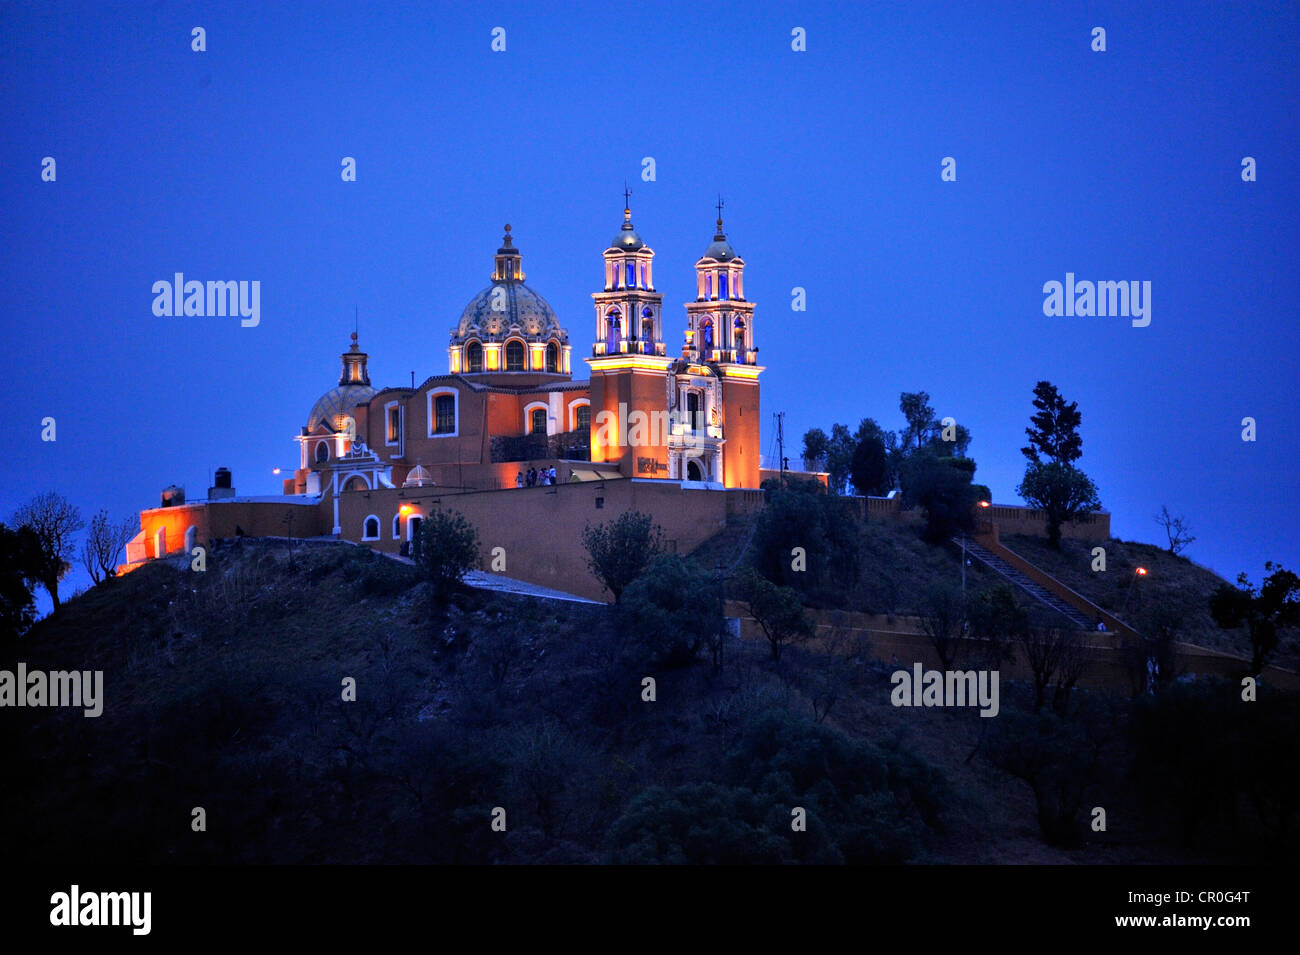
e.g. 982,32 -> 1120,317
384,400 -> 402,446
361,515 -> 381,541
427,387 -> 459,438
524,400 -> 551,436
569,398 -> 591,432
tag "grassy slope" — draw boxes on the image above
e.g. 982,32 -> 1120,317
1,537 -> 1247,865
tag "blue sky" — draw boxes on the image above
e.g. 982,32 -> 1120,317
3,0 -> 1297,611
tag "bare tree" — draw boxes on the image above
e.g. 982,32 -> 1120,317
80,509 -> 136,584
1154,505 -> 1196,556
11,492 -> 84,610
1018,625 -> 1087,714
918,583 -> 964,671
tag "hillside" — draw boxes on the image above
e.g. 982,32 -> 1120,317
2,537 -> 1294,864
693,507 -> 1288,669
1001,534 -> 1297,668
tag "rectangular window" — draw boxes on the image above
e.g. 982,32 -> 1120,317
531,408 -> 547,434
434,394 -> 455,434
576,405 -> 590,433
387,406 -> 400,442
626,262 -> 635,288
719,274 -> 729,299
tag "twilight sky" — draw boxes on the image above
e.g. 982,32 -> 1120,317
3,0 -> 1297,611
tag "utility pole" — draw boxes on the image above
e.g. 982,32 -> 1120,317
776,411 -> 786,487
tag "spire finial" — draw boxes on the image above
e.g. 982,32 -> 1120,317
502,223 -> 514,248
623,182 -> 632,221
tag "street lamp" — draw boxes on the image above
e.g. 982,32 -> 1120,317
1120,566 -> 1148,614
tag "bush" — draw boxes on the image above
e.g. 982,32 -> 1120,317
620,554 -> 722,667
417,510 -> 480,608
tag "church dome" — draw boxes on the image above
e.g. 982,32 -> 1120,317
403,465 -> 433,487
308,384 -> 375,433
454,281 -> 565,341
703,238 -> 736,261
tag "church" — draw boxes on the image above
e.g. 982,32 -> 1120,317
285,200 -> 766,547
126,200 -> 776,596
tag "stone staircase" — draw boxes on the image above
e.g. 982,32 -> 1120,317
956,537 -> 1097,630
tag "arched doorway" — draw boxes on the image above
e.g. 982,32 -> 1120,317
687,460 -> 704,482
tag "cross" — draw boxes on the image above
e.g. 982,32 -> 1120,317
623,182 -> 632,210
716,195 -> 724,220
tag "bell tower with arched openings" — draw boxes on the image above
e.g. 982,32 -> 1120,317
587,192 -> 674,475
680,200 -> 764,488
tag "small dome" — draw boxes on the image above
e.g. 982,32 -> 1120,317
702,238 -> 736,261
308,384 -> 375,433
403,465 -> 433,488
611,225 -> 645,251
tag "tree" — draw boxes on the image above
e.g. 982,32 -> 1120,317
1021,380 -> 1083,465
416,509 -> 480,610
899,391 -> 937,451
621,554 -> 723,667
1016,461 -> 1101,550
801,428 -> 830,472
849,432 -> 890,496
1017,625 -> 1087,714
966,583 -> 1027,669
1209,561 -> 1300,675
1154,505 -> 1196,556
751,485 -> 861,606
581,510 -> 662,603
733,566 -> 813,661
80,510 -> 136,584
0,523 -> 43,639
11,492 -> 84,611
900,451 -> 978,542
917,583 -> 965,671
824,423 -> 857,494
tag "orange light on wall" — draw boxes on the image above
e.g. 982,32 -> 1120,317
978,500 -> 991,508
1135,567 -> 1148,576
399,504 -> 412,515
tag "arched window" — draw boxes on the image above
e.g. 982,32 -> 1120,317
531,408 -> 547,434
576,404 -> 591,433
546,341 -> 559,373
466,340 -> 483,372
700,318 -> 713,349
315,441 -> 329,463
362,516 -> 380,540
705,274 -> 712,298
506,340 -> 525,371
606,309 -> 621,349
344,476 -> 368,492
392,514 -> 401,539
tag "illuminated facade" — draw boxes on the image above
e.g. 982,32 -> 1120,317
285,205 -> 764,518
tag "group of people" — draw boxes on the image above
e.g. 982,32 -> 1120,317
517,466 -> 557,487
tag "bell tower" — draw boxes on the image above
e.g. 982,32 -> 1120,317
682,200 -> 764,487
587,192 -> 674,477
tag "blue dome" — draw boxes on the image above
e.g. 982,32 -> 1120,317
308,384 -> 376,433
453,280 -> 565,342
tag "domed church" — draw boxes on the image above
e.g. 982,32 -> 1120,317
281,199 -> 765,542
